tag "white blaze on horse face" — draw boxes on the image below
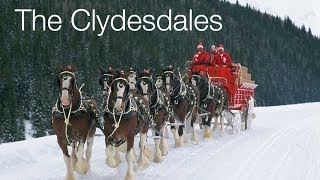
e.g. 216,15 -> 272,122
165,76 -> 171,93
191,77 -> 197,86
155,78 -> 163,89
140,80 -> 149,101
61,75 -> 72,107
115,81 -> 126,111
128,73 -> 137,90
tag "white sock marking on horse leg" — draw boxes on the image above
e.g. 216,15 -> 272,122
75,142 -> 89,174
191,125 -> 199,144
203,125 -> 209,138
159,125 -> 168,156
71,147 -> 77,171
153,138 -> 163,163
105,145 -> 117,168
63,155 -> 75,180
139,133 -> 150,169
171,128 -> 179,148
220,116 -> 225,136
85,136 -> 94,170
183,127 -> 187,143
114,147 -> 121,166
125,149 -> 135,180
213,117 -> 219,137
163,121 -> 169,138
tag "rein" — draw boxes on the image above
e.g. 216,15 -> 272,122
62,103 -> 72,145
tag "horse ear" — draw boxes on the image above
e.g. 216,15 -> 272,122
99,67 -> 104,73
58,65 -> 64,72
68,64 -> 77,72
57,77 -> 60,88
99,77 -> 103,86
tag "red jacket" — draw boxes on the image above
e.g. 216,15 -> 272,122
211,52 -> 232,67
192,51 -> 210,65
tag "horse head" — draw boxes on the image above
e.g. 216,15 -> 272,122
57,64 -> 77,108
191,71 -> 207,88
110,70 -> 130,112
99,66 -> 115,96
138,68 -> 153,101
155,72 -> 164,89
162,65 -> 174,94
127,67 -> 138,91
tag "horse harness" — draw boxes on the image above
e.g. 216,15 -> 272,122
52,84 -> 99,146
104,77 -> 150,147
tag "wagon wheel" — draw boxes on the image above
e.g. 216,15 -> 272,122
240,106 -> 249,130
242,97 -> 255,130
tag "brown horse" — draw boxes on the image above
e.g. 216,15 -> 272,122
52,65 -> 98,180
125,68 -> 153,169
137,68 -> 170,162
103,69 -> 152,179
162,65 -> 199,147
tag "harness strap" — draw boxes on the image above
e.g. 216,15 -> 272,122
107,107 -> 125,141
62,103 -> 72,145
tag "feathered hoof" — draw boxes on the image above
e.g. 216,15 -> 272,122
203,129 -> 212,139
106,157 -> 118,168
124,171 -> 135,180
114,155 -> 121,166
75,159 -> 89,175
175,139 -> 184,148
65,172 -> 75,180
153,155 -> 163,163
160,145 -> 168,156
139,159 -> 150,170
144,148 -> 153,160
191,134 -> 199,145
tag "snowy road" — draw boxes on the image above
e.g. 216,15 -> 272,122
1,103 -> 320,180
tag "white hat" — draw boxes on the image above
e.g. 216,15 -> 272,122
197,43 -> 204,49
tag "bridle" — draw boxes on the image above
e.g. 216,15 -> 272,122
101,73 -> 114,92
59,71 -> 75,93
138,76 -> 154,96
110,77 -> 129,100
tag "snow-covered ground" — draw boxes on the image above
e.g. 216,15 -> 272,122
226,0 -> 320,37
1,102 -> 320,180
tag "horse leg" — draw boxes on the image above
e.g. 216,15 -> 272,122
204,114 -> 213,138
159,122 -> 168,156
125,134 -> 135,180
212,116 -> 219,138
70,144 -> 77,171
138,131 -> 151,169
177,125 -> 185,148
85,134 -> 94,170
114,147 -> 121,166
105,144 -> 117,168
220,115 -> 225,136
58,137 -> 75,180
75,141 -> 89,174
182,125 -> 188,144
191,108 -> 199,144
169,116 -> 179,147
153,133 -> 163,163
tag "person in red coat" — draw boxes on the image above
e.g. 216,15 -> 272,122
211,44 -> 232,68
192,42 -> 210,65
209,44 -> 218,63
211,44 -> 236,95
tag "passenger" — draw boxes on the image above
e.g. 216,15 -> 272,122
192,42 -> 210,65
211,44 -> 232,68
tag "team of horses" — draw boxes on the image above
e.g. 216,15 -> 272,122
52,64 -> 230,180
